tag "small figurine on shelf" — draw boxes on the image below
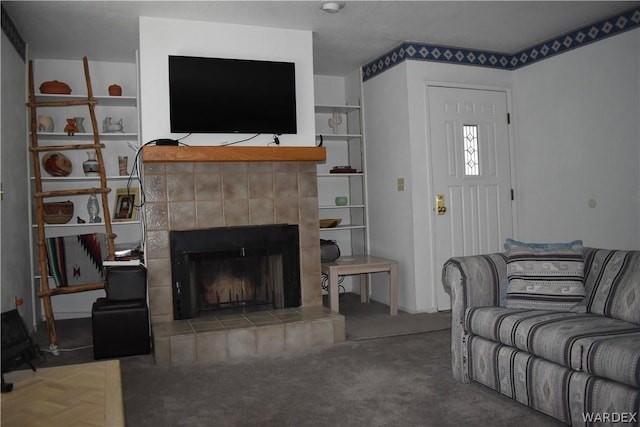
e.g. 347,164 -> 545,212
87,194 -> 101,223
64,118 -> 78,136
108,84 -> 122,96
335,196 -> 348,206
102,117 -> 124,133
38,115 -> 54,132
118,156 -> 128,176
328,112 -> 342,134
76,216 -> 86,224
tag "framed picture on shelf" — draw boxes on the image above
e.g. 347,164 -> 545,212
113,187 -> 139,222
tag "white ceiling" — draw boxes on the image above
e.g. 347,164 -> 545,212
3,1 -> 639,76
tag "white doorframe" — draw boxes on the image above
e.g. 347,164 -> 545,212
423,81 -> 519,311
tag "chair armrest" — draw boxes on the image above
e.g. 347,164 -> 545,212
442,253 -> 507,383
442,253 -> 507,313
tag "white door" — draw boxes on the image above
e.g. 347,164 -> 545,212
428,86 -> 513,310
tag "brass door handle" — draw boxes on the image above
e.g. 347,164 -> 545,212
436,194 -> 447,215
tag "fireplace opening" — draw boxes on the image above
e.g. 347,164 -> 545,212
170,224 -> 300,319
193,250 -> 283,312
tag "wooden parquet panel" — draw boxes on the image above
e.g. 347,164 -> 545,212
1,360 -> 124,427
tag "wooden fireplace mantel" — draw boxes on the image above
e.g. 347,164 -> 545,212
142,146 -> 326,163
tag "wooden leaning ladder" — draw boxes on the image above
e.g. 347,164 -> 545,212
27,56 -> 116,352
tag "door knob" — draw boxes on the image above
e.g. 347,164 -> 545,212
436,194 -> 447,215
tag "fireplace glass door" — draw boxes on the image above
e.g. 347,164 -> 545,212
170,224 -> 300,319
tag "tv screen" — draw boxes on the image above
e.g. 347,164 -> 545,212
168,55 -> 297,134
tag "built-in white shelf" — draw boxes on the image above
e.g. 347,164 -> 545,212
33,175 -> 138,181
35,94 -> 137,106
34,132 -> 138,140
34,221 -> 141,228
319,204 -> 365,209
314,104 -> 361,114
315,94 -> 368,263
316,133 -> 362,141
103,260 -> 142,267
319,224 -> 366,231
317,173 -> 364,178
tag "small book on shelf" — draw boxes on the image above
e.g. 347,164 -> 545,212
104,243 -> 143,266
330,166 -> 357,173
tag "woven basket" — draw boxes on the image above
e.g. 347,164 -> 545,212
43,201 -> 74,224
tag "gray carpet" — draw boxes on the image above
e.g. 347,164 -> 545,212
340,293 -> 452,340
120,330 -> 563,427
23,294 -> 563,426
29,293 -> 451,365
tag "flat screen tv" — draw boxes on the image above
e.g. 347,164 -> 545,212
168,55 -> 297,134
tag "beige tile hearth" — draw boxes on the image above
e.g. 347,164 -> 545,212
152,306 -> 345,367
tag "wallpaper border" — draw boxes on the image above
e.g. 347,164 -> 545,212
363,7 -> 640,81
1,4 -> 26,61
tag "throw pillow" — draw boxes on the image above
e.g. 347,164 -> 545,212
505,238 -> 583,250
500,239 -> 584,307
505,239 -> 585,311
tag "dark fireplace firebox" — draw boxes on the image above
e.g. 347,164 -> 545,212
170,224 -> 301,319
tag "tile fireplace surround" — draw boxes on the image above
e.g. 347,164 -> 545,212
142,146 -> 345,366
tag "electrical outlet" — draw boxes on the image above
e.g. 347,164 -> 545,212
397,178 -> 405,191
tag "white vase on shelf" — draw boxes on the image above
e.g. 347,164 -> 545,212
82,152 -> 100,177
74,117 -> 85,133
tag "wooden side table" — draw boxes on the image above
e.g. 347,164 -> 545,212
321,255 -> 398,315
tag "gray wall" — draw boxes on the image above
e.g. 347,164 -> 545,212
363,28 -> 640,313
1,30 -> 34,327
362,61 -> 422,312
512,28 -> 640,248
